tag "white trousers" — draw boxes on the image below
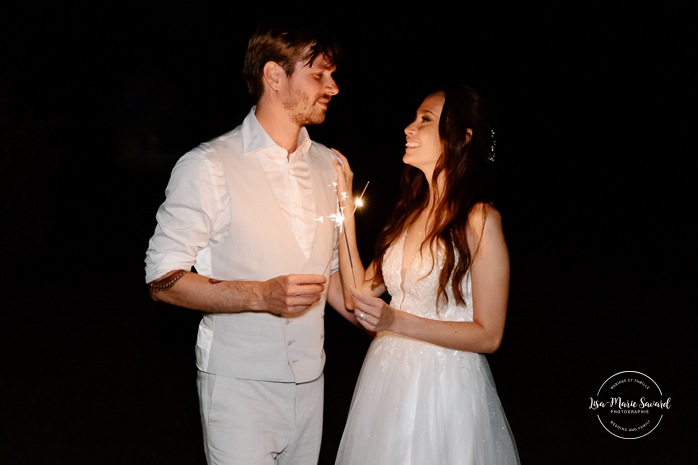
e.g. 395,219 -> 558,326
197,370 -> 324,465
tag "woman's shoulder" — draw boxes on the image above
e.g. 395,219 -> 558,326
464,202 -> 504,249
468,202 -> 502,227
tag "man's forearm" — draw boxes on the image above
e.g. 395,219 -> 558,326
147,270 -> 264,313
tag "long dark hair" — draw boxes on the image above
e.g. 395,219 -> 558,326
373,83 -> 497,306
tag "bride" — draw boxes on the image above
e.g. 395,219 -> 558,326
331,83 -> 521,465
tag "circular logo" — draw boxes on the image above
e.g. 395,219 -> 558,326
589,370 -> 671,439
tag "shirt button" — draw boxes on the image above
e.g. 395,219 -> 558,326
287,339 -> 296,346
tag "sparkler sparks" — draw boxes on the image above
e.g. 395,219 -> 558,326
321,181 -> 370,285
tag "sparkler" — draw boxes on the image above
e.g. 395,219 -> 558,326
320,181 -> 370,286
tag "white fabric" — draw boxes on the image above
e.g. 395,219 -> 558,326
198,371 -> 324,465
259,138 -> 315,258
144,107 -> 340,382
335,231 -> 520,465
144,106 -> 335,283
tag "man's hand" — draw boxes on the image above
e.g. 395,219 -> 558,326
260,274 -> 328,315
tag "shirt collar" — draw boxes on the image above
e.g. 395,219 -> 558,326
241,106 -> 312,155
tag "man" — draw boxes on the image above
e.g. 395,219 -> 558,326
144,16 -> 359,465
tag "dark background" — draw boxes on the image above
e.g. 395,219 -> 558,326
1,3 -> 696,464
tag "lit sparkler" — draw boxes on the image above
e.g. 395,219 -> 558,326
320,181 -> 370,286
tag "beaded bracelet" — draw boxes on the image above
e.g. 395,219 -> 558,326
148,269 -> 188,293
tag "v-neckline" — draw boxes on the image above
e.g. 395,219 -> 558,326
401,227 -> 425,283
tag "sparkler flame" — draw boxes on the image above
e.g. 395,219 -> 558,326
327,209 -> 346,233
321,181 -> 370,284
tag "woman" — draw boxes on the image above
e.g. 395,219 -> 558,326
332,83 -> 520,464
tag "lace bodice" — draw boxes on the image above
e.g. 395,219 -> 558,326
382,231 -> 473,322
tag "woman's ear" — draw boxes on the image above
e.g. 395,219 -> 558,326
465,128 -> 473,144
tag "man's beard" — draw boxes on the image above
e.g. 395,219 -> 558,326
284,90 -> 329,126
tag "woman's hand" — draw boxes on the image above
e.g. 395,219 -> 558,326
351,287 -> 398,332
332,148 -> 353,204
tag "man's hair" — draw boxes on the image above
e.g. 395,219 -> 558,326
243,16 -> 343,101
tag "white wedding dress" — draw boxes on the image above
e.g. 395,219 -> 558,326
335,231 -> 520,465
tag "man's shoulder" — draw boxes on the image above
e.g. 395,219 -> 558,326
209,125 -> 244,147
172,126 -> 242,170
186,125 -> 244,159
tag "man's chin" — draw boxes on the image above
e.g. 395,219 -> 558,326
305,114 -> 327,126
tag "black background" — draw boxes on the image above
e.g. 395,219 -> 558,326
1,2 -> 696,464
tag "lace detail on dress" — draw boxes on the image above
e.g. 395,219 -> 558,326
383,230 -> 472,322
334,229 -> 520,465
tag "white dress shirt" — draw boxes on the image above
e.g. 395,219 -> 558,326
145,107 -> 337,283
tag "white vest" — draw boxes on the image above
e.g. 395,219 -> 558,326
193,127 -> 339,383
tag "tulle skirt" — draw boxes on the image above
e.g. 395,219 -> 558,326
334,332 -> 520,465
